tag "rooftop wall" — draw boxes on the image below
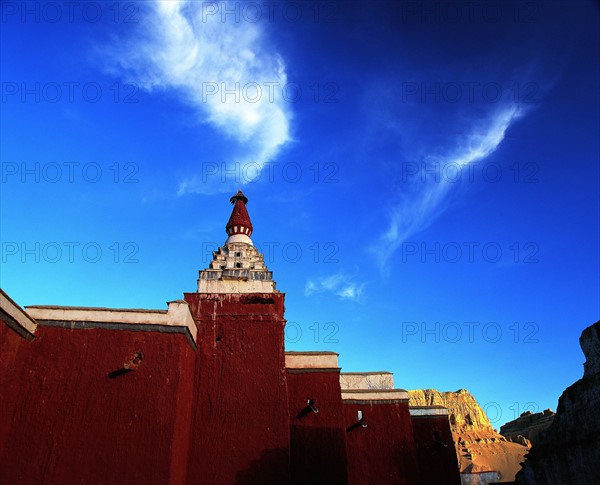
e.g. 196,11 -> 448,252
343,391 -> 420,485
0,324 -> 196,485
184,292 -> 290,485
1,285 -> 464,485
410,408 -> 461,485
287,364 -> 348,485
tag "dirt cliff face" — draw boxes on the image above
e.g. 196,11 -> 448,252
409,389 -> 529,482
516,320 -> 600,485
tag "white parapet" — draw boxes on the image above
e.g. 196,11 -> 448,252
0,288 -> 38,339
340,372 -> 395,390
25,300 -> 197,347
342,389 -> 409,402
409,406 -> 450,416
285,351 -> 340,369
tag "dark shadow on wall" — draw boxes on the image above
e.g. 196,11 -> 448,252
290,425 -> 348,485
235,447 -> 290,485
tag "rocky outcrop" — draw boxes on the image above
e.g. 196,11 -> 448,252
409,389 -> 529,484
409,389 -> 494,433
582,320 -> 600,376
516,320 -> 600,484
500,409 -> 555,446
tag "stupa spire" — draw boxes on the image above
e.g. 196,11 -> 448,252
225,190 -> 253,245
197,190 -> 277,293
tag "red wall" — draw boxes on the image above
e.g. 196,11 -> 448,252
184,293 -> 290,485
0,321 -> 29,380
0,322 -> 31,454
343,400 -> 420,485
0,324 -> 196,485
411,415 -> 461,485
287,369 -> 348,485
1,298 -> 459,485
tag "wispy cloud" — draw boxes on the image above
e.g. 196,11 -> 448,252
371,104 -> 525,273
305,273 -> 365,302
106,0 -> 291,195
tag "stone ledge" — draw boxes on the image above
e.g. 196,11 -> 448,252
25,300 -> 197,348
340,371 -> 395,390
409,406 -> 449,417
285,351 -> 339,369
342,389 -> 409,401
0,288 -> 38,340
287,367 -> 341,374
341,371 -> 393,375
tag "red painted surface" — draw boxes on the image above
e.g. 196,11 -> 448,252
226,192 -> 253,236
411,415 -> 461,485
0,321 -> 28,378
343,400 -> 420,485
1,285 -> 455,485
184,292 -> 290,485
0,322 -> 31,453
287,369 -> 348,485
0,324 -> 196,485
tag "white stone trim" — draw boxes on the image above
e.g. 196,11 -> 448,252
198,279 -> 275,294
341,371 -> 393,375
285,351 -> 339,369
409,406 -> 449,416
25,300 -> 197,346
26,306 -> 166,324
342,389 -> 409,401
0,289 -> 38,339
340,372 -> 395,390
166,300 -> 197,344
225,234 -> 253,245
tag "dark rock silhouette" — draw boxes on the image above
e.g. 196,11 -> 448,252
516,320 -> 600,484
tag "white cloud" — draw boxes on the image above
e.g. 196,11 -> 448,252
305,273 -> 365,301
108,0 -> 291,195
371,104 -> 525,273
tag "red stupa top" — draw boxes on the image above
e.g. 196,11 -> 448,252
226,190 -> 253,238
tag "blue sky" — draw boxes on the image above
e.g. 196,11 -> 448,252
1,0 -> 599,428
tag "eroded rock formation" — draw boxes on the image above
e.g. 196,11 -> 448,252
500,409 -> 555,446
516,320 -> 600,484
409,389 -> 494,433
409,389 -> 529,483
